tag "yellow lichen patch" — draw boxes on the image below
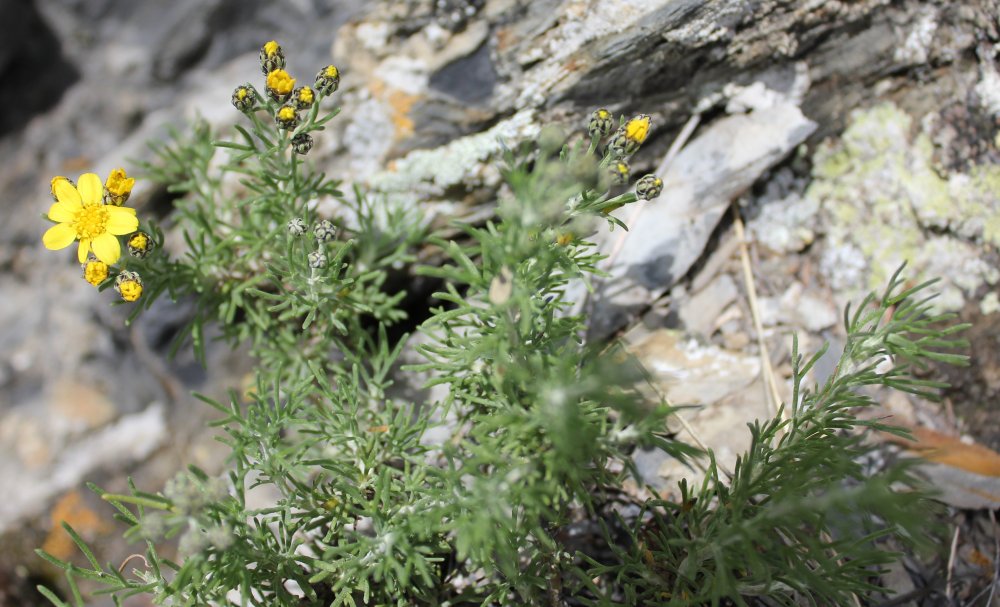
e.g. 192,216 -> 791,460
805,102 -> 1000,311
42,490 -> 111,561
370,79 -> 418,139
387,90 -> 417,137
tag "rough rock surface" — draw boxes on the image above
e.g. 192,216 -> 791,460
0,0 -> 997,603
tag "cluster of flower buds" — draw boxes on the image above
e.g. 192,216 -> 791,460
231,40 -> 341,157
586,108 -> 664,205
287,217 -> 338,269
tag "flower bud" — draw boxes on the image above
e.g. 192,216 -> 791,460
231,83 -> 256,112
314,219 -> 336,242
635,174 -> 663,200
104,168 -> 135,206
114,270 -> 143,302
259,40 -> 285,75
293,86 -> 315,110
287,217 -> 307,236
275,104 -> 299,130
127,231 -> 154,258
314,65 -> 340,95
292,133 -> 314,155
587,108 -> 613,138
308,250 -> 327,269
82,258 -> 109,287
609,114 -> 651,157
608,159 -> 630,185
266,69 -> 295,103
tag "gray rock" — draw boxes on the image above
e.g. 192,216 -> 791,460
586,98 -> 816,339
676,273 -> 738,336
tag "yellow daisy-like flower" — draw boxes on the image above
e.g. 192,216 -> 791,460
104,168 -> 135,206
42,173 -> 138,264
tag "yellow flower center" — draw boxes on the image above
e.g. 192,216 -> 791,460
278,106 -> 296,121
263,40 -> 279,56
119,280 -> 143,302
298,87 -> 314,104
324,65 -> 339,78
625,115 -> 650,143
237,88 -> 249,100
597,109 -> 610,119
267,69 -> 295,95
84,260 -> 109,286
128,232 -> 148,250
73,204 -> 111,240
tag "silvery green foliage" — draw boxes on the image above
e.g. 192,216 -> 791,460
36,95 -> 967,606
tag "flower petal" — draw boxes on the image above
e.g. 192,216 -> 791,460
54,178 -> 82,207
91,233 -> 121,264
77,238 -> 91,263
47,200 -> 81,222
77,173 -> 103,205
106,207 -> 139,235
42,223 -> 76,250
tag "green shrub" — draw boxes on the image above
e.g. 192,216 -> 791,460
37,41 -> 967,606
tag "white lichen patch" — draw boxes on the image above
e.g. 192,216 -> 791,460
893,6 -> 938,66
981,291 -> 1000,316
975,58 -> 1000,117
807,102 -> 1000,312
372,109 -> 539,198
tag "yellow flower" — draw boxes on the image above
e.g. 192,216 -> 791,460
43,173 -> 138,264
314,65 -> 340,95
609,114 -> 652,157
624,114 -> 651,144
115,270 -> 143,302
295,85 -> 314,109
266,69 -> 295,100
259,40 -> 285,75
104,168 -> 135,205
127,230 -> 153,258
82,259 -> 109,287
275,104 -> 299,130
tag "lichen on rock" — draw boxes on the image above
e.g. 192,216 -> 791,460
807,102 -> 1000,312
